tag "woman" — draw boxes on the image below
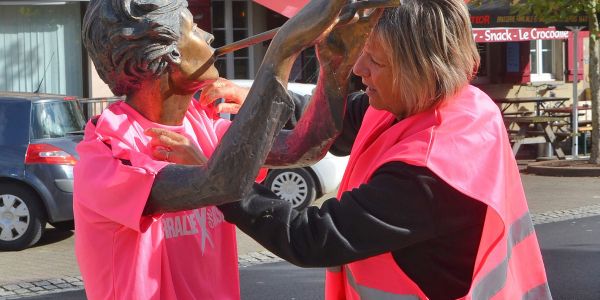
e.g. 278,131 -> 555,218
74,0 -> 377,299
159,0 -> 551,299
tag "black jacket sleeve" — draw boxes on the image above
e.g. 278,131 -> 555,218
219,162 -> 487,299
219,162 -> 486,268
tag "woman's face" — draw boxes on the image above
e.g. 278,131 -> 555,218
352,36 -> 401,117
173,10 -> 219,90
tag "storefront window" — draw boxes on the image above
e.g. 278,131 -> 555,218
530,40 -> 555,82
212,0 -> 251,79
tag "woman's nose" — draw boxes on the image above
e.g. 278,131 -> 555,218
352,53 -> 368,77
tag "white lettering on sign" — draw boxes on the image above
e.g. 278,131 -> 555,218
473,28 -> 570,43
484,29 -> 514,42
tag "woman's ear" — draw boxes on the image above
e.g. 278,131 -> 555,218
164,48 -> 183,87
165,48 -> 182,66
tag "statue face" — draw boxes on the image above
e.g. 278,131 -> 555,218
172,9 -> 219,90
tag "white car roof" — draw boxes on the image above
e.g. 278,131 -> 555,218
230,79 -> 316,97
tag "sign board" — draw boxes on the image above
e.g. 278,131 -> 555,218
472,28 -> 570,43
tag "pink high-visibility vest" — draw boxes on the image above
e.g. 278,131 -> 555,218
326,85 -> 550,300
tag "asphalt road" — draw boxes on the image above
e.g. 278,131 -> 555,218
6,172 -> 600,299
21,215 -> 600,300
536,215 -> 600,300
239,216 -> 600,300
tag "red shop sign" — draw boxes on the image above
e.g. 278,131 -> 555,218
472,28 -> 571,43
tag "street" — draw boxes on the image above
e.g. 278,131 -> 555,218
16,215 -> 600,300
1,173 -> 600,299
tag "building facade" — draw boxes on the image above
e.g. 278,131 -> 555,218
0,0 -> 317,98
0,0 -> 87,96
0,0 -> 593,109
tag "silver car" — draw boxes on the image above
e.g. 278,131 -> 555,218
0,93 -> 85,251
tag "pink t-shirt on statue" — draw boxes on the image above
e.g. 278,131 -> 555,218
74,100 -> 242,300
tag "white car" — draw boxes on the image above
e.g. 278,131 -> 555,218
230,80 -> 349,209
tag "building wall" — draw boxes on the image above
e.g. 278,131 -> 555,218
0,3 -> 84,96
84,2 -> 593,116
474,31 -> 590,116
88,59 -> 113,98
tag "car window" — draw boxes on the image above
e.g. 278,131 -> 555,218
0,100 -> 30,145
31,101 -> 86,139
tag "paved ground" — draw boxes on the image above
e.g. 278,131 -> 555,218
17,216 -> 600,300
0,169 -> 599,299
537,215 -> 600,299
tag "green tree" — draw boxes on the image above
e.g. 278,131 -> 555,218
515,0 -> 599,163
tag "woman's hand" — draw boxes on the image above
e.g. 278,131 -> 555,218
199,78 -> 250,114
145,128 -> 207,165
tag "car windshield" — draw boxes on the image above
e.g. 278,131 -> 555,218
31,100 -> 86,139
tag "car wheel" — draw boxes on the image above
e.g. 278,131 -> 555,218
0,184 -> 46,251
265,168 -> 316,210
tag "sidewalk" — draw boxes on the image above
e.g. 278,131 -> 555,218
1,169 -> 599,299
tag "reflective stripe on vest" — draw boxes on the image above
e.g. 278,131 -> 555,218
522,283 -> 552,300
471,212 -> 550,299
344,266 -> 419,300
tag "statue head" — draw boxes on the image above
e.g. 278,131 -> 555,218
83,0 -> 219,96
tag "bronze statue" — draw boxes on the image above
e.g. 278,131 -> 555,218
74,0 -> 390,298
81,0 -> 389,213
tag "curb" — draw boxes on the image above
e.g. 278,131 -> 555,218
0,277 -> 84,300
3,205 -> 600,299
531,204 -> 600,225
526,159 -> 600,177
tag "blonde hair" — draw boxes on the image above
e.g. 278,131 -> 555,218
374,0 -> 480,117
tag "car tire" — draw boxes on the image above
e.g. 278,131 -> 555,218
264,168 -> 317,210
0,183 -> 46,251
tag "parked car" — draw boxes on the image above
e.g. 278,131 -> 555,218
0,92 -> 85,251
230,80 -> 349,209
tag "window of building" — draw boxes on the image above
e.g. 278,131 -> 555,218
529,40 -> 557,82
212,0 -> 252,79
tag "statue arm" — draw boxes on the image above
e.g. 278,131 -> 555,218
145,0 -> 349,214
145,79 -> 292,214
265,8 -> 384,167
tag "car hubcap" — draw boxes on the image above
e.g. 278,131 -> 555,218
0,194 -> 30,242
271,172 -> 308,208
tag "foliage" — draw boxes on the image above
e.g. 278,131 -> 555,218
512,0 -> 588,22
